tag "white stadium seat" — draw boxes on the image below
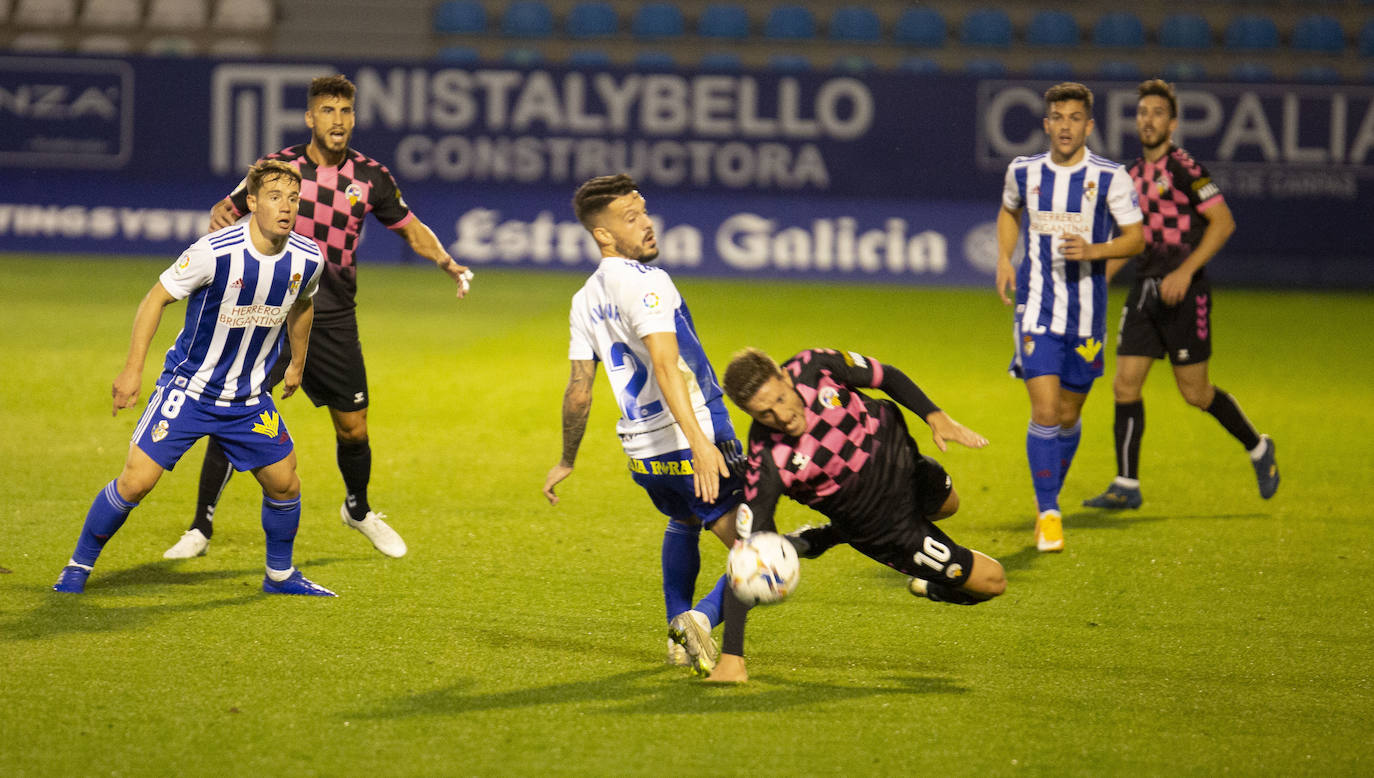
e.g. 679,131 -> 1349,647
146,32 -> 196,53
14,0 -> 77,26
145,0 -> 205,29
9,31 -> 68,50
211,0 -> 272,32
78,32 -> 134,52
81,0 -> 143,28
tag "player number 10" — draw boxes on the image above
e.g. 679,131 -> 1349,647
913,536 -> 951,572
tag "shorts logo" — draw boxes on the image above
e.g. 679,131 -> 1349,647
288,272 -> 302,294
1023,335 -> 1035,356
345,183 -> 363,208
1177,348 -> 1190,361
1075,337 -> 1103,363
151,419 -> 169,443
641,292 -> 660,310
174,376 -> 188,388
353,391 -> 366,405
818,387 -> 841,408
251,410 -> 281,439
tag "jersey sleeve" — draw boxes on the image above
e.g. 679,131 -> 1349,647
1002,161 -> 1025,211
158,241 -> 216,300
1179,157 -> 1225,213
621,267 -> 679,339
742,434 -> 785,534
567,292 -> 596,361
1107,167 -> 1143,226
370,164 -> 414,229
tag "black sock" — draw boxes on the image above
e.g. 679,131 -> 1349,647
1205,388 -> 1261,451
337,439 -> 372,520
925,581 -> 989,606
720,588 -> 750,657
1115,401 -> 1144,481
192,439 -> 234,538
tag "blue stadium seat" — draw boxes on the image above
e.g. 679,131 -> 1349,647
1098,60 -> 1142,80
501,1 -> 553,38
965,58 -> 1007,77
1093,12 -> 1144,48
436,45 -> 480,63
634,50 -> 677,70
698,4 -> 749,39
504,46 -> 544,65
568,49 -> 611,66
898,56 -> 940,74
632,2 -> 684,39
1030,59 -> 1075,79
434,0 -> 485,34
960,9 -> 1012,48
768,53 -> 812,70
894,8 -> 946,47
1292,15 -> 1344,54
1362,20 -> 1374,57
833,54 -> 875,72
1224,15 -> 1279,51
1026,10 -> 1078,47
699,51 -> 743,70
1298,65 -> 1342,84
1159,14 -> 1211,49
566,2 -> 617,38
829,6 -> 880,43
1162,61 -> 1206,82
763,6 -> 816,40
1229,62 -> 1274,82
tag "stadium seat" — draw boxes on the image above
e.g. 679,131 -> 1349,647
1362,20 -> 1374,57
80,0 -> 141,29
78,33 -> 133,52
1030,59 -> 1074,79
567,49 -> 610,66
960,9 -> 1012,48
1224,15 -> 1279,51
633,50 -> 676,70
1097,60 -> 1142,80
829,6 -> 880,43
894,7 -> 945,48
434,0 -> 484,35
566,2 -> 616,38
1162,61 -> 1205,81
208,37 -> 264,56
146,33 -> 196,55
501,1 -> 553,38
699,51 -> 742,70
1092,12 -> 1144,48
1292,15 -> 1344,54
763,6 -> 815,40
1026,10 -> 1078,47
13,0 -> 76,26
631,2 -> 684,40
504,46 -> 543,65
697,4 -> 748,40
1229,62 -> 1274,83
8,31 -> 66,50
211,0 -> 272,31
767,53 -> 811,71
1298,65 -> 1342,84
146,0 -> 206,30
965,58 -> 1007,77
436,45 -> 481,63
1159,14 -> 1211,49
833,54 -> 874,72
898,56 -> 940,74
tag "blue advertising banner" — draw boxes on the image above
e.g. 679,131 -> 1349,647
2,54 -> 1371,287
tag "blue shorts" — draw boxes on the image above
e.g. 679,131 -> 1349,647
628,440 -> 745,525
131,381 -> 295,472
1009,321 -> 1105,394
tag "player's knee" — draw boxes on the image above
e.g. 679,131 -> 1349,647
115,473 -> 155,503
1112,377 -> 1142,404
1180,382 -> 1213,409
263,476 -> 300,501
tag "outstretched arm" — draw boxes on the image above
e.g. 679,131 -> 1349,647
543,359 -> 596,505
878,364 -> 988,452
112,282 -> 178,415
395,218 -> 474,298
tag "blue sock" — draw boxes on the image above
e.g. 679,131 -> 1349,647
72,480 -> 137,567
693,575 -> 728,627
1027,422 -> 1062,513
261,495 -> 301,572
662,521 -> 701,622
1058,419 -> 1082,490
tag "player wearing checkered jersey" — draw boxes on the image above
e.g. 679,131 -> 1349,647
708,347 -> 1006,683
167,75 -> 473,562
54,161 -> 335,597
544,175 -> 747,678
1084,79 -> 1278,512
995,83 -> 1145,553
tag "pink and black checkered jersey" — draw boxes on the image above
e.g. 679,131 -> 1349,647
1128,145 -> 1225,279
227,144 -> 415,326
743,349 -> 922,538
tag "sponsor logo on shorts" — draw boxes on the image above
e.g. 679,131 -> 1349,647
1075,337 -> 1103,363
151,419 -> 169,442
251,410 -> 281,439
1023,335 -> 1035,356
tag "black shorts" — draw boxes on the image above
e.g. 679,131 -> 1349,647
1116,275 -> 1212,366
268,322 -> 369,411
847,455 -> 970,586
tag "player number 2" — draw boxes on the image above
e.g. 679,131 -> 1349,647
608,342 -> 664,422
160,388 -> 186,419
913,537 -> 951,572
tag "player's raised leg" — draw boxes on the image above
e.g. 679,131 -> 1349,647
55,445 -> 163,593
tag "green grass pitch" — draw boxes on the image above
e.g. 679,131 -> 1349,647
2,255 -> 1372,776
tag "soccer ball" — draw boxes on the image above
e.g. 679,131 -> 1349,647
727,532 -> 800,606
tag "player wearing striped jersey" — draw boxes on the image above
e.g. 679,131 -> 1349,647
1084,79 -> 1278,511
165,75 -> 473,561
542,174 -> 745,676
54,161 -> 334,596
996,82 -> 1145,553
710,348 -> 1006,683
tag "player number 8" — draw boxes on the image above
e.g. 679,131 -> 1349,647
160,388 -> 187,419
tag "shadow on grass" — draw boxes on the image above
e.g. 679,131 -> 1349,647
341,667 -> 967,720
1,557 -> 348,641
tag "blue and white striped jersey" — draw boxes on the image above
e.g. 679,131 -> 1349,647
1003,149 -> 1142,338
157,224 -> 324,406
568,257 -> 735,459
